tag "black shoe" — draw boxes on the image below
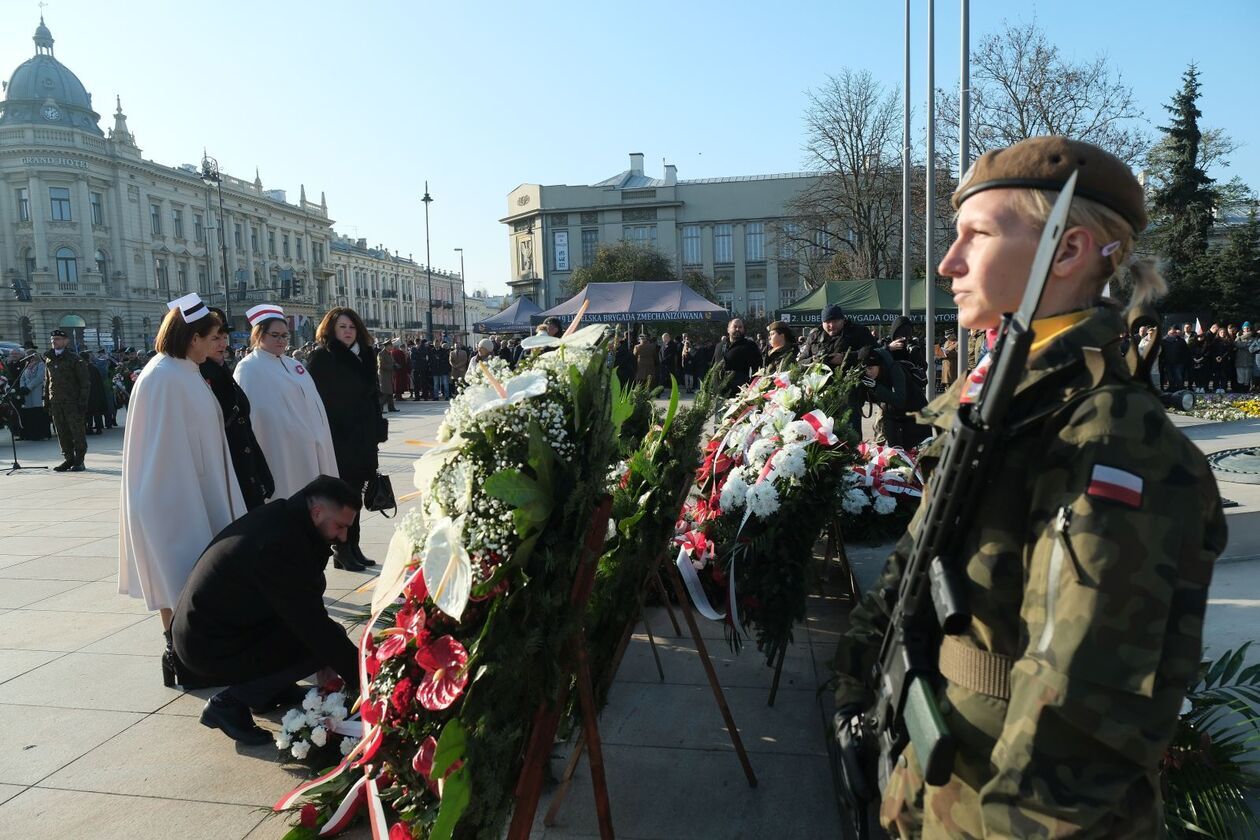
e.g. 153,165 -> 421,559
331,546 -> 366,572
200,697 -> 273,746
70,462 -> 85,472
250,683 -> 310,715
162,648 -> 177,688
352,545 -> 377,567
52,460 -> 72,472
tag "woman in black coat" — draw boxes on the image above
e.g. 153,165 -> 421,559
306,306 -> 381,571
81,352 -> 109,434
201,309 -> 275,510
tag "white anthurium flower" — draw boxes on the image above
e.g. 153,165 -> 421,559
372,523 -> 424,615
520,322 -> 608,351
413,438 -> 463,493
422,515 -> 472,621
462,370 -> 549,419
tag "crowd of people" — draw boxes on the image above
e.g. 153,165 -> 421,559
1150,320 -> 1260,393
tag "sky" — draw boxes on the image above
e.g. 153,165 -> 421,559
3,0 -> 1257,297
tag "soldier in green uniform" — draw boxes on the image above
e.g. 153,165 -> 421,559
43,327 -> 90,471
833,136 -> 1227,837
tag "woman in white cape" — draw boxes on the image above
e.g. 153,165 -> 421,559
118,294 -> 246,687
233,304 -> 338,498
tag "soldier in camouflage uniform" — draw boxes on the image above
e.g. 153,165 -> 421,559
43,327 -> 90,471
833,137 -> 1227,838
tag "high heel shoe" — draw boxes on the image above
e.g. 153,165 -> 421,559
332,545 -> 366,572
352,545 -> 377,568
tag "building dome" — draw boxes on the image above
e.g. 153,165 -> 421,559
0,18 -> 102,135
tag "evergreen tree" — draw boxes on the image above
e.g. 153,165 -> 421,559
1150,65 -> 1220,312
567,241 -> 715,299
1214,204 -> 1260,322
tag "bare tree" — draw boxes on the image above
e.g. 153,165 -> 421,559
785,69 -> 905,286
936,19 -> 1149,167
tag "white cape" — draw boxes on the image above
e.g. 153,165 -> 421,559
234,348 -> 339,498
118,354 -> 246,610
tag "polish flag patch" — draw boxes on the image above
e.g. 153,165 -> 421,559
1087,464 -> 1143,508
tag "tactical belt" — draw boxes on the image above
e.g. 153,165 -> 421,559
939,634 -> 1014,700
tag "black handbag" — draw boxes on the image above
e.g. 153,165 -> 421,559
364,472 -> 396,517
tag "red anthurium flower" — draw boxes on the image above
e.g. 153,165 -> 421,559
360,698 -> 384,727
299,803 -> 319,829
389,822 -> 413,840
390,677 -> 415,715
411,735 -> 437,777
375,633 -> 408,662
402,569 -> 428,603
678,530 -> 709,562
414,635 -> 470,711
395,602 -> 427,640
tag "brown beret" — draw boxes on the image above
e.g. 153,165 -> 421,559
952,136 -> 1147,232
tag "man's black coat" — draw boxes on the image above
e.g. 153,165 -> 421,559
171,491 -> 359,692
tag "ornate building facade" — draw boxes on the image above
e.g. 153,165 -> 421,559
502,152 -> 820,317
326,235 -> 466,343
0,18 -> 335,348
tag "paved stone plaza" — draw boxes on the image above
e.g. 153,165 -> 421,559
0,401 -> 847,839
0,403 -> 1256,838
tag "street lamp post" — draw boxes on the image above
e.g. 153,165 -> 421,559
422,182 -> 434,339
454,247 -> 465,339
200,153 -> 233,344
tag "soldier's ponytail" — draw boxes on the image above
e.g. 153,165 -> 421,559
1010,189 -> 1164,314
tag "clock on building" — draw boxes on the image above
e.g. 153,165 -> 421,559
41,104 -> 61,121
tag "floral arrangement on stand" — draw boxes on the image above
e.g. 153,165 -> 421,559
582,373 -> 718,710
673,363 -> 858,667
837,442 -> 924,543
274,323 -> 618,840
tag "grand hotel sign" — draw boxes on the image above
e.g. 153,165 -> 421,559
20,156 -> 89,170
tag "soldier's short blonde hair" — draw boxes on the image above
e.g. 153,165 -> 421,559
1007,189 -> 1166,312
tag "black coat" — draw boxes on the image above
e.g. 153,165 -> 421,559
200,359 -> 275,510
306,340 -> 380,485
713,336 -> 763,394
84,361 -> 108,415
171,492 -> 359,691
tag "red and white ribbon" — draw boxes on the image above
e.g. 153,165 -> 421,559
801,409 -> 838,446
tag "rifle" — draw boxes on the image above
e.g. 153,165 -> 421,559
837,171 -> 1081,818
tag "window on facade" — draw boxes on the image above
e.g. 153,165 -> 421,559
198,266 -> 209,295
193,213 -> 204,243
283,234 -> 291,260
268,231 -> 276,256
49,187 -> 72,221
150,204 -> 162,235
176,261 -> 188,290
313,242 -> 323,265
745,222 -> 765,262
24,251 -> 35,280
155,258 -> 168,289
780,285 -> 801,307
251,226 -> 259,253
234,223 -> 243,250
747,290 -> 767,318
681,225 -> 701,266
55,248 -> 77,284
16,188 -> 30,222
779,222 -> 800,259
714,224 -> 733,264
624,225 -> 657,247
717,291 -> 734,311
581,229 -> 598,266
172,209 -> 184,239
94,249 -> 107,277
296,236 -> 303,261
90,192 -> 104,226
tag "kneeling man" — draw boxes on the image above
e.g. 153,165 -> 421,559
173,475 -> 363,745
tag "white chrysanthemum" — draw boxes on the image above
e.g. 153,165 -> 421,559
340,736 -> 357,756
781,419 -> 813,443
873,494 -> 898,515
771,446 -> 807,480
842,488 -> 870,515
745,481 -> 781,518
719,472 -> 750,511
748,438 -> 777,467
290,740 -> 311,760
309,725 -> 328,748
274,732 -> 292,751
301,688 -> 321,712
281,708 -> 307,733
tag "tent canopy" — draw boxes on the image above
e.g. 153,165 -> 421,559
777,279 -> 956,325
533,281 -> 728,324
472,296 -> 542,334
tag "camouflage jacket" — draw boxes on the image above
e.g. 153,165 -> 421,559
833,305 -> 1227,838
42,348 -> 90,406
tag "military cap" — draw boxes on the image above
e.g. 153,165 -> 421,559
822,303 -> 845,322
49,328 -> 67,337
953,136 -> 1147,232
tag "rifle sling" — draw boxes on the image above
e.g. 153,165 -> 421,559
938,634 -> 1013,700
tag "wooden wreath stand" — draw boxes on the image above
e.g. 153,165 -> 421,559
542,540 -> 759,831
